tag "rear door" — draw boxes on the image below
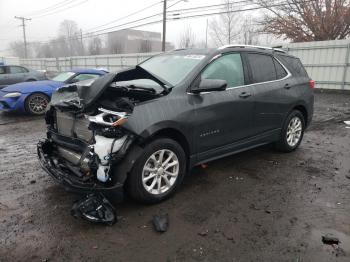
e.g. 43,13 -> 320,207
190,52 -> 255,157
244,52 -> 291,135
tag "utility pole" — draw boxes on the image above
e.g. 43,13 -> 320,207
162,0 -> 167,52
14,16 -> 31,58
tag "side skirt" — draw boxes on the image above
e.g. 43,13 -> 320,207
190,128 -> 281,167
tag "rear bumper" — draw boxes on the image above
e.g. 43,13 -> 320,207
37,139 -> 124,195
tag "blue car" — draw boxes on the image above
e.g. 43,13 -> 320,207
0,68 -> 107,115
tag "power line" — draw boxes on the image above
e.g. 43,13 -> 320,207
22,0 -> 81,17
30,0 -> 89,19
168,1 -> 306,21
4,0 -> 312,51
85,0 -> 163,32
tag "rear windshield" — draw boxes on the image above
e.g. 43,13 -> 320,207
139,54 -> 205,86
276,55 -> 308,77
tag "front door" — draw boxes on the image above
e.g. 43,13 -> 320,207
190,53 -> 255,159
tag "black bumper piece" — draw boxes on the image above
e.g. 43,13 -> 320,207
37,140 -> 124,195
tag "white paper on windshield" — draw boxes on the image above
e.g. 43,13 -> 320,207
183,55 -> 205,60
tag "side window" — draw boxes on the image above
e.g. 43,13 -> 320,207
246,53 -> 276,83
0,67 -> 5,74
72,73 -> 100,82
9,66 -> 27,74
276,55 -> 308,77
274,58 -> 288,79
201,53 -> 244,88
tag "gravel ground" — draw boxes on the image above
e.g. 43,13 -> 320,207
0,92 -> 350,262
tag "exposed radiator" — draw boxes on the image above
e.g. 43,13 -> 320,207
56,110 -> 93,142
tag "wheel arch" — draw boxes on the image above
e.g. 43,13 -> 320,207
113,127 -> 191,188
292,104 -> 308,126
146,128 -> 190,159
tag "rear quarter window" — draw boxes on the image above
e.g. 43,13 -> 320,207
273,58 -> 288,79
276,55 -> 308,77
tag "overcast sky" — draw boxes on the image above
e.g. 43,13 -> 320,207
0,0 -> 271,56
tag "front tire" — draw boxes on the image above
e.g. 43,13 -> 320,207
127,138 -> 186,204
275,110 -> 305,152
25,93 -> 49,115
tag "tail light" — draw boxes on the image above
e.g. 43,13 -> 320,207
309,79 -> 315,89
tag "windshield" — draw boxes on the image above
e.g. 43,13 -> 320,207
51,72 -> 75,82
139,54 -> 205,86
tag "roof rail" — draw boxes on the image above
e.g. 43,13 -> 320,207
218,44 -> 286,53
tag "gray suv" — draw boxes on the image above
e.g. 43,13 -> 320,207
38,45 -> 314,204
0,65 -> 47,88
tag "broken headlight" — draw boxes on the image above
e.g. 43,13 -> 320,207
87,108 -> 129,127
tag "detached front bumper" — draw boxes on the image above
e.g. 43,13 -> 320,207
37,139 -> 124,195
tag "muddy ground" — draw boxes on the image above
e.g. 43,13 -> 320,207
0,92 -> 349,262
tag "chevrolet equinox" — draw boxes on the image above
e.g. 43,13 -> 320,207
38,45 -> 314,203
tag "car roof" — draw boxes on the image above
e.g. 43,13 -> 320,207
70,68 -> 107,74
168,45 -> 294,58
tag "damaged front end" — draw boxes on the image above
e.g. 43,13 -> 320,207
37,68 -> 170,201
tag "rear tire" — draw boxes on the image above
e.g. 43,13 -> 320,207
25,93 -> 49,115
275,110 -> 305,152
127,138 -> 186,204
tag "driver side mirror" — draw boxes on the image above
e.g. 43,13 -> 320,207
192,79 -> 227,94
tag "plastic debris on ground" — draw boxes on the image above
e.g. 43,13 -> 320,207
71,193 -> 116,225
152,214 -> 169,233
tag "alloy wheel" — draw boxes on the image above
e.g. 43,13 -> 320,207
142,149 -> 179,195
286,116 -> 302,147
28,94 -> 49,114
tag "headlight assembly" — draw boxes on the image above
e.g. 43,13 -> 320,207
3,92 -> 22,98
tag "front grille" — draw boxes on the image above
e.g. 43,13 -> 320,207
56,110 -> 93,142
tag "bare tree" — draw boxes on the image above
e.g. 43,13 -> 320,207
88,37 -> 102,55
139,39 -> 152,53
209,0 -> 241,46
178,25 -> 196,48
256,0 -> 350,42
58,20 -> 83,56
241,16 -> 260,45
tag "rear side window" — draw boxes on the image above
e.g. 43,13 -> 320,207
201,53 -> 245,87
276,55 -> 308,77
9,66 -> 28,74
0,67 -> 5,74
246,53 -> 276,83
274,59 -> 288,79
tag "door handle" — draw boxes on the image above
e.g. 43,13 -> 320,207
284,83 -> 291,89
239,92 -> 251,98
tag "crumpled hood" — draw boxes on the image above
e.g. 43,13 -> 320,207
50,66 -> 168,112
2,80 -> 63,93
